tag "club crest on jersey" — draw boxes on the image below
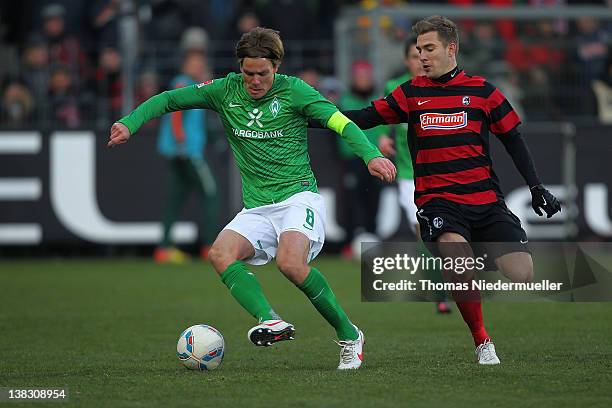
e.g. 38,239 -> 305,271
462,96 -> 470,106
196,80 -> 213,88
269,97 -> 281,118
420,111 -> 468,130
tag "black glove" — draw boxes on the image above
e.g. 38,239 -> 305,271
530,184 -> 561,218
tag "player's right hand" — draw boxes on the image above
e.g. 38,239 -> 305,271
107,122 -> 131,147
530,184 -> 561,218
378,135 -> 396,157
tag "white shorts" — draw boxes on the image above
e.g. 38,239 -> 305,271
224,191 -> 327,265
398,179 -> 418,231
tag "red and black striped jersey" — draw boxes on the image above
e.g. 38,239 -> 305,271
370,69 -> 521,208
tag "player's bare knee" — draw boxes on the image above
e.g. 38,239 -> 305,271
208,245 -> 233,274
516,259 -> 534,283
497,253 -> 533,283
437,232 -> 473,261
505,267 -> 532,283
276,256 -> 308,285
523,267 -> 534,283
207,246 -> 224,272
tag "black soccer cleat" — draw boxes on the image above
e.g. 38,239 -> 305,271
247,320 -> 295,347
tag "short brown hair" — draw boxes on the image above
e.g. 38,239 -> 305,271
235,27 -> 284,67
412,16 -> 459,49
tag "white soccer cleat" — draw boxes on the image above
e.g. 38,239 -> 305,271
475,339 -> 500,365
247,319 -> 295,347
336,325 -> 364,370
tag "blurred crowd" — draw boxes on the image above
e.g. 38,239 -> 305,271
0,0 -> 344,128
0,0 -> 611,129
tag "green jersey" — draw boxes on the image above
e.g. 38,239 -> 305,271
382,73 -> 413,180
337,92 -> 385,159
118,72 -> 382,208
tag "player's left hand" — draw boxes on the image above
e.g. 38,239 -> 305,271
368,157 -> 397,183
530,184 -> 561,218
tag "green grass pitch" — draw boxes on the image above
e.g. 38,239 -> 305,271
1,257 -> 611,407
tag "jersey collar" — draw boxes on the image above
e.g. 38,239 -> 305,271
431,66 -> 463,84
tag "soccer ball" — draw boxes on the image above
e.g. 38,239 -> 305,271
176,324 -> 225,370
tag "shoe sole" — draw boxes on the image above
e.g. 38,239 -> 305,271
477,358 -> 501,365
249,325 -> 295,347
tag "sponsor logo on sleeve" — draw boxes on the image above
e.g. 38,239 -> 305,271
196,80 -> 214,88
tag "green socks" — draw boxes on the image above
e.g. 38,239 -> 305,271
297,268 -> 358,341
220,261 -> 278,321
220,263 -> 357,341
